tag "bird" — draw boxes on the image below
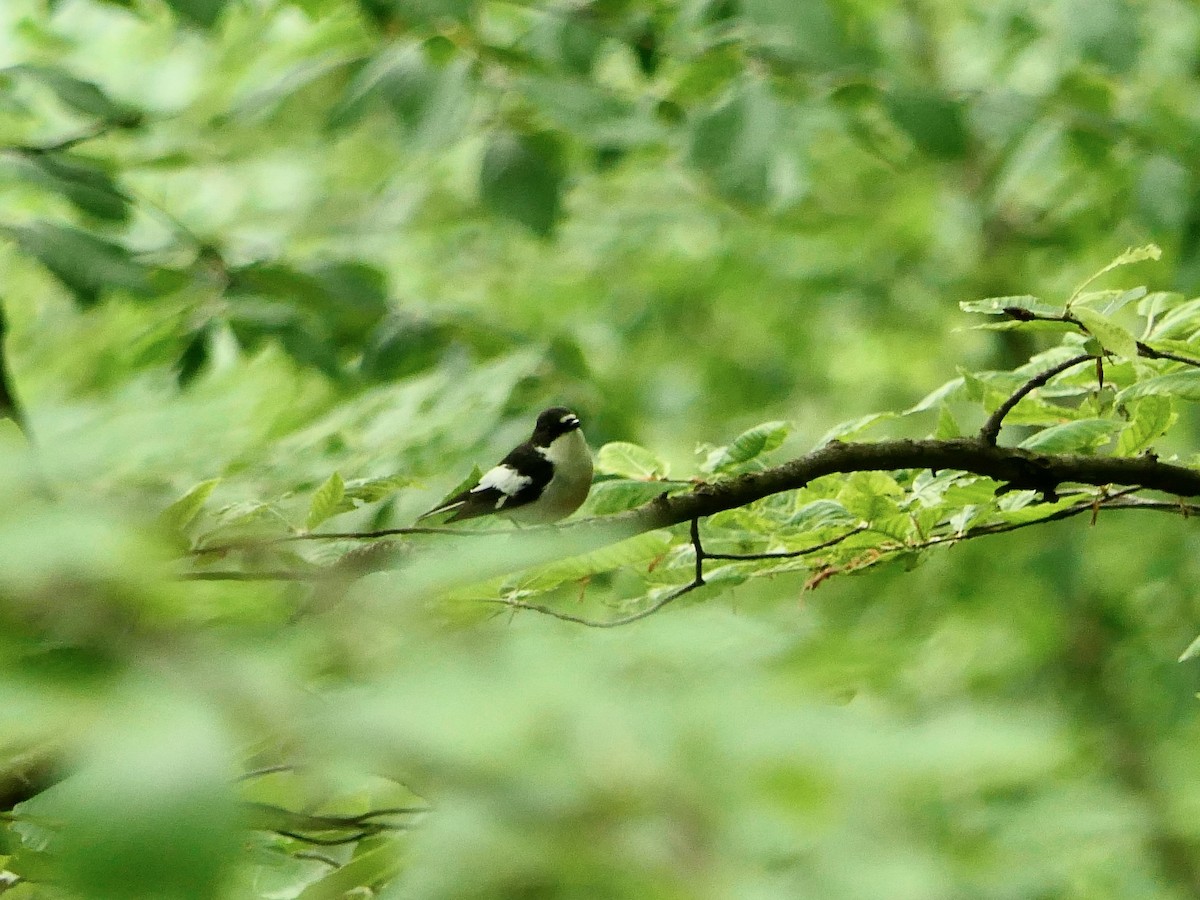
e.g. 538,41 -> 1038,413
418,407 -> 593,524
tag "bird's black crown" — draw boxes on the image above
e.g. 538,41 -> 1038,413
531,407 -> 581,445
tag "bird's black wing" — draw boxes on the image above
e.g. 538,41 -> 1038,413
423,444 -> 553,523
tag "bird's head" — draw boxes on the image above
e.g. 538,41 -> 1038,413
531,407 -> 582,446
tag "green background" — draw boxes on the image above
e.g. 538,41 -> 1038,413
3,0 -> 1200,897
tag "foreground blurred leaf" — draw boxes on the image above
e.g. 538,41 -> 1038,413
3,222 -> 161,306
7,64 -> 141,125
163,0 -> 228,28
687,78 -> 778,207
10,152 -> 130,223
17,696 -> 240,900
480,130 -> 565,237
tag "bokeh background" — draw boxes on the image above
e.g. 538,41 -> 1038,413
4,0 -> 1200,897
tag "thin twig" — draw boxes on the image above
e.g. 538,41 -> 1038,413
191,526 -> 491,556
703,525 -> 868,561
179,569 -> 326,582
274,829 -> 375,846
1136,341 -> 1200,368
236,764 -> 295,782
980,353 -> 1096,445
4,123 -> 112,155
484,517 -> 709,628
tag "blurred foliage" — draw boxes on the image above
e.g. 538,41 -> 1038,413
4,0 -> 1200,898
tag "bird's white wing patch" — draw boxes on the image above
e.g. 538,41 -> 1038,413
472,464 -> 532,508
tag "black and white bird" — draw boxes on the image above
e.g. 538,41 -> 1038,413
418,407 -> 593,524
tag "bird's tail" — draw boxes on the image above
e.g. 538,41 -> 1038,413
415,499 -> 466,522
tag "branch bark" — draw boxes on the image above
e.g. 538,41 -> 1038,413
601,437 -> 1200,536
188,437 -> 1200,590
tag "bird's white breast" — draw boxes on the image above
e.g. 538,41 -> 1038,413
510,429 -> 593,523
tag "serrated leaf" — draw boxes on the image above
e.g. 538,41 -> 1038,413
515,530 -> 673,591
935,405 -> 960,438
1017,418 -> 1119,454
725,420 -> 790,464
1147,298 -> 1200,340
815,413 -> 896,446
480,130 -> 564,237
1071,286 -> 1147,316
596,442 -> 668,479
344,474 -> 415,504
1116,371 -> 1200,405
1116,395 -> 1175,456
959,295 -> 1056,316
906,377 -> 965,413
702,420 -> 790,472
585,479 -> 672,515
1071,307 -> 1139,359
160,479 -> 221,535
1137,291 -> 1185,324
838,472 -> 904,521
307,472 -> 349,529
1069,244 -> 1162,303
787,499 -> 858,530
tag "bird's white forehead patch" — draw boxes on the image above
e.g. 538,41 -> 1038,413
472,465 -> 532,505
560,413 -> 577,424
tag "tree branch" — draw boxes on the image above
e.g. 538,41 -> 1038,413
178,437 -> 1200,597
979,353 -> 1096,445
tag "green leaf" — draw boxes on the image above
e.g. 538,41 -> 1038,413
3,222 -> 160,306
11,153 -> 130,222
1146,297 -> 1200,340
725,420 -> 790,464
1115,396 -> 1175,456
1018,419 -> 1119,454
307,472 -> 349,530
163,0 -> 228,28
702,420 -> 790,472
883,88 -> 968,159
815,412 -> 896,445
514,530 -> 673,591
1071,307 -> 1139,359
295,839 -> 404,900
330,43 -> 471,149
160,479 -> 221,535
596,442 -> 669,479
787,499 -> 858,530
9,64 -> 142,125
838,472 -> 904,521
1070,286 -> 1147,315
25,700 -> 240,900
480,130 -> 564,237
1069,244 -> 1162,303
687,78 -> 779,207
935,405 -> 960,438
959,295 -> 1057,316
344,474 -> 415,504
1116,371 -> 1200,405
584,479 -> 672,515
